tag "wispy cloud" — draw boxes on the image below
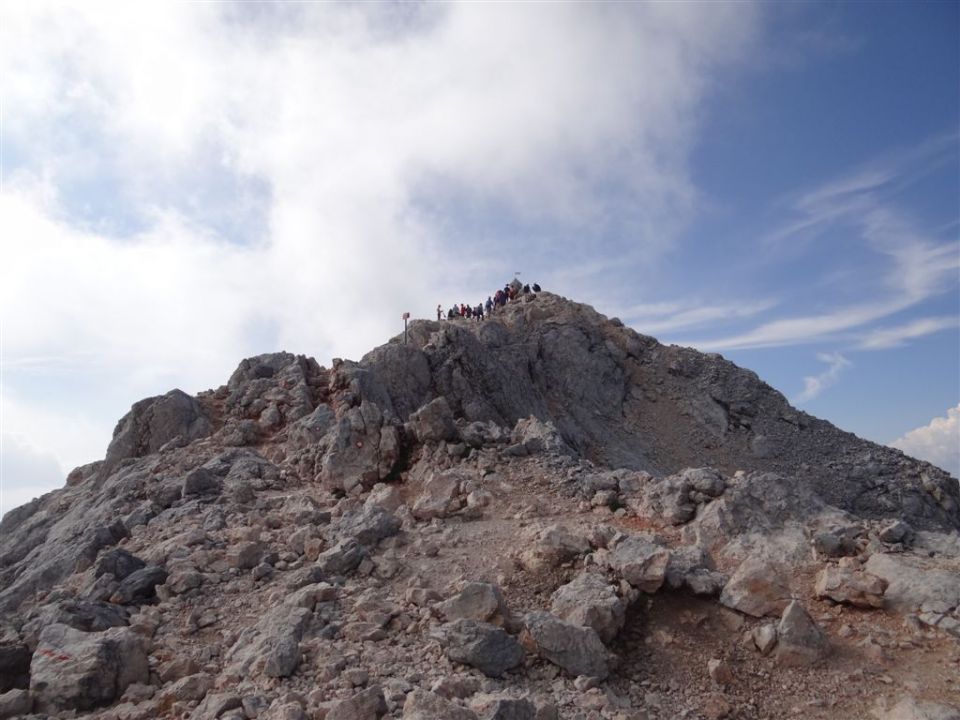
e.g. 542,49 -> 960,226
679,136 -> 959,352
793,352 -> 851,404
624,299 -> 777,336
858,316 -> 958,350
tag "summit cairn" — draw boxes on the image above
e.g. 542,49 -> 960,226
0,290 -> 957,718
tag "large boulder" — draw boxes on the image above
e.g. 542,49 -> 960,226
224,605 -> 313,678
412,471 -> 464,521
719,556 -> 793,618
30,623 -> 148,713
320,401 -> 400,493
411,397 -> 458,443
522,612 -> 610,679
104,389 -> 211,473
402,689 -> 479,720
326,685 -> 388,720
333,505 -> 401,547
549,573 -> 624,645
664,545 -> 727,596
815,564 -> 887,608
774,601 -> 828,667
437,583 -> 512,626
518,525 -> 591,573
606,534 -> 671,593
864,553 -> 960,612
438,620 -> 524,677
94,548 -> 146,580
511,416 -> 574,456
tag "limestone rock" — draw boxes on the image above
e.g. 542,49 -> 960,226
333,504 -> 401,547
95,548 -> 146,580
403,689 -> 479,720
112,565 -> 168,605
104,389 -> 211,473
664,545 -> 726,596
719,556 -> 792,617
606,534 -> 671,593
0,688 -> 31,719
437,583 -> 512,626
522,612 -> 610,679
411,397 -> 458,443
320,400 -> 399,493
474,696 -> 537,720
864,553 -> 960,612
511,416 -> 574,457
412,471 -> 464,520
774,601 -> 828,667
316,538 -> 367,576
224,605 -> 312,678
30,623 -> 148,713
549,572 -> 624,644
815,565 -> 887,608
752,624 -> 777,656
182,466 -> 222,498
326,685 -> 388,720
518,525 -> 591,573
875,696 -> 960,720
438,620 -> 524,677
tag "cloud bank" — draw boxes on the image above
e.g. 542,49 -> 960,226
0,2 -> 762,515
891,405 -> 960,478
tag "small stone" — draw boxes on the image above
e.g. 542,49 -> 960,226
707,658 -> 732,685
775,601 -> 828,667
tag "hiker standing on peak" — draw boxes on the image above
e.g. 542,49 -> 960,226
437,304 -> 442,321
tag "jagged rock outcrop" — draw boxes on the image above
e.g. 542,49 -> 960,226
1,289 -> 958,719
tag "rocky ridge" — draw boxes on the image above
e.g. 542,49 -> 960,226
0,290 -> 958,720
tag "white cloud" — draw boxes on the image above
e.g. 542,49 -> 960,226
621,299 -> 777,336
793,352 -> 851,404
858,316 -> 958,350
0,2 -> 763,509
0,434 -> 64,519
890,405 -> 960,478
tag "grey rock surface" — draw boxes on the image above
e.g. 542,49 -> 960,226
522,611 -> 610,679
30,623 -> 148,713
104,389 -> 211,473
549,572 -> 624,644
606,534 -> 671,593
719,556 -> 793,618
438,619 -> 524,677
774,601 -> 828,667
402,689 -> 479,720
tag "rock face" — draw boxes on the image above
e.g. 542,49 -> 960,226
30,623 -> 148,712
549,573 -> 625,644
438,620 -> 524,677
0,289 -> 958,720
774,601 -> 828,667
815,564 -> 887,608
104,389 -> 212,473
522,612 -> 610,679
606,534 -> 671,593
719,557 -> 793,618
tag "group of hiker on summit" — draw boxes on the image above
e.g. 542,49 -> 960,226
437,279 -> 542,322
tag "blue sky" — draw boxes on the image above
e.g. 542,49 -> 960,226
1,1 -> 958,515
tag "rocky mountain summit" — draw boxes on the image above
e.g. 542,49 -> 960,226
1,291 -> 958,720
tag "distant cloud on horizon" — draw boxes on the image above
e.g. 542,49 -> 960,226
891,404 -> 960,478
